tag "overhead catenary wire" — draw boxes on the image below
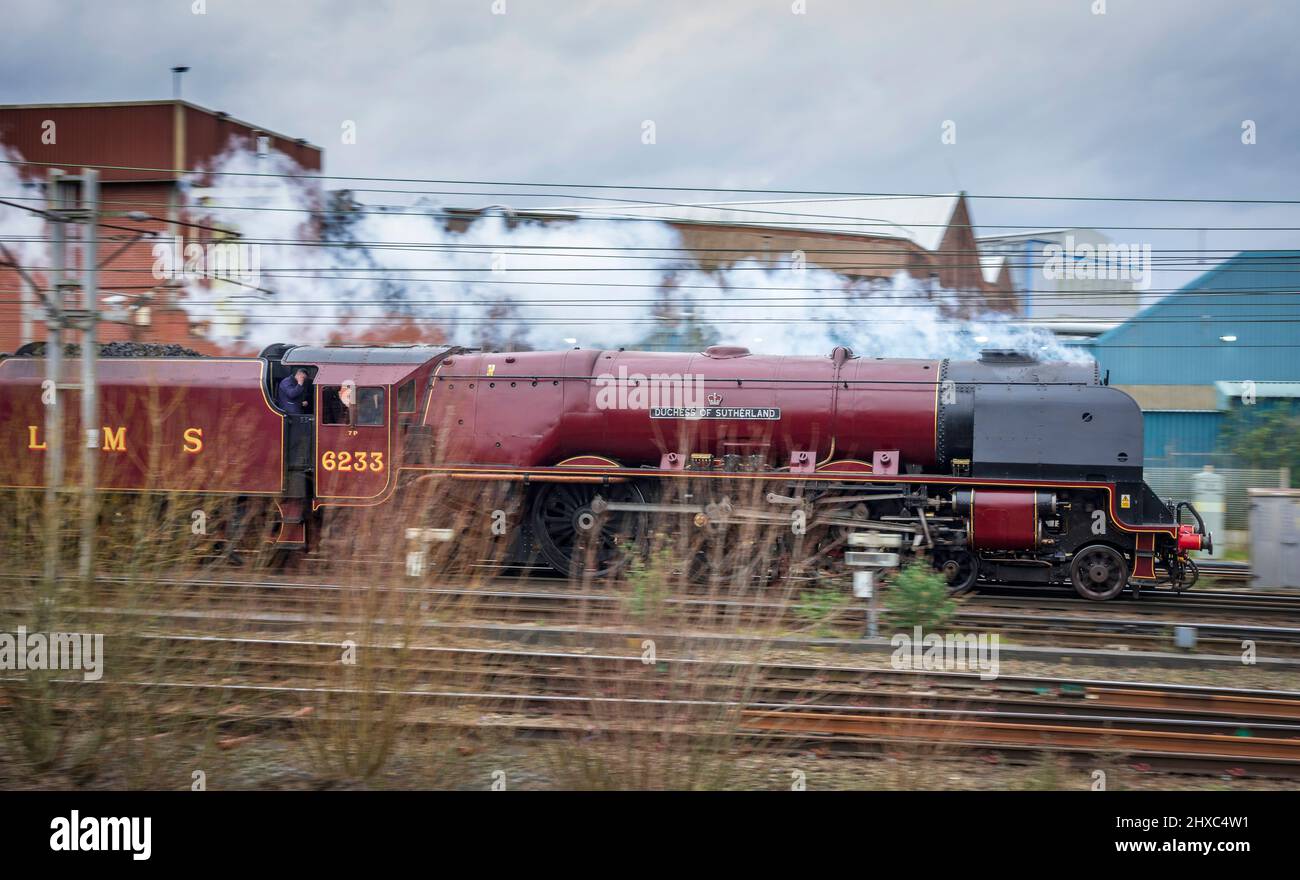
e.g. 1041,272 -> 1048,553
4,155 -> 1300,205
6,180 -> 1300,233
2,295 -> 1292,328
2,168 -> 1296,351
4,192 -> 1298,232
0,282 -> 1115,302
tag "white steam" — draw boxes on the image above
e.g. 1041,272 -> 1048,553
0,147 -> 48,275
179,148 -> 1084,362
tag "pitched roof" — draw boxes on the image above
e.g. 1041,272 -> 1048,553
1089,250 -> 1300,346
549,195 -> 963,252
979,254 -> 1007,284
1083,250 -> 1300,385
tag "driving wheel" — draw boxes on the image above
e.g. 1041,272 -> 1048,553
531,482 -> 647,578
1069,544 -> 1129,601
934,549 -> 980,595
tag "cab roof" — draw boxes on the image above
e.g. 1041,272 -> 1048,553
281,345 -> 462,366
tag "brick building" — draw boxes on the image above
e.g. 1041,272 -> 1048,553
448,193 -> 1019,318
0,100 -> 321,354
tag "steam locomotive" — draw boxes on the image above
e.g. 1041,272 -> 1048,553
0,342 -> 1210,599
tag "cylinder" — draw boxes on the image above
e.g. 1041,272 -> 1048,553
953,489 -> 1056,550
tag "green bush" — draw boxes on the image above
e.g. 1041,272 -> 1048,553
794,583 -> 853,637
883,563 -> 957,631
624,545 -> 673,620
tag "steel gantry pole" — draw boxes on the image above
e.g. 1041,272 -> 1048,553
42,170 -> 67,605
78,169 -> 99,584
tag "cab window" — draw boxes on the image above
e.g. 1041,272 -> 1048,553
319,385 -> 385,426
397,379 -> 417,412
320,386 -> 349,425
357,387 -> 385,426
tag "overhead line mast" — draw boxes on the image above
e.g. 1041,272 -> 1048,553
41,168 -> 102,592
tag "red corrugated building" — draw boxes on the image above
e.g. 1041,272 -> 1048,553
0,100 -> 322,354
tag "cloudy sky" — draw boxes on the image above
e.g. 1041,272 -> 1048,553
3,0 -> 1298,290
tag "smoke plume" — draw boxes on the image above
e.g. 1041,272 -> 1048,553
173,148 -> 1083,362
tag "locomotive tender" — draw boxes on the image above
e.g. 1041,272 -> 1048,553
0,342 -> 1210,600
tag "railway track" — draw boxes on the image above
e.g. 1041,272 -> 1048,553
1194,561 -> 1254,582
6,559 -> 1299,775
12,634 -> 1300,774
970,590 -> 1300,618
14,570 -> 1300,657
132,634 -> 1300,721
17,566 -> 1292,619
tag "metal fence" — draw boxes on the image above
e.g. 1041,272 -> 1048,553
1144,467 -> 1289,530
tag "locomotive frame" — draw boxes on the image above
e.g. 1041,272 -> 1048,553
0,341 -> 1211,601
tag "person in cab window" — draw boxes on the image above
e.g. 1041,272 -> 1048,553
357,387 -> 384,426
277,368 -> 310,415
321,385 -> 350,425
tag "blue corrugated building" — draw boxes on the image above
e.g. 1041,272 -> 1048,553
1080,251 -> 1300,467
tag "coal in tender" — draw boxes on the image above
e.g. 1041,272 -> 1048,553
14,341 -> 204,358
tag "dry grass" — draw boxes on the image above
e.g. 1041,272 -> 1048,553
0,447 -> 1103,790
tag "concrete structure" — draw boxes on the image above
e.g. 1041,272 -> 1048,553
977,228 -> 1145,333
0,101 -> 322,354
1249,489 -> 1300,588
1191,465 -> 1226,559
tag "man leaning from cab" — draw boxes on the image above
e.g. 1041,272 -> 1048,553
277,367 -> 310,414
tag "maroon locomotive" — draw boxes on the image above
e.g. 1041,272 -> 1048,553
0,341 -> 1210,599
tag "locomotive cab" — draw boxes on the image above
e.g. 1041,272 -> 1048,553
265,343 -> 462,513
258,343 -> 318,473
